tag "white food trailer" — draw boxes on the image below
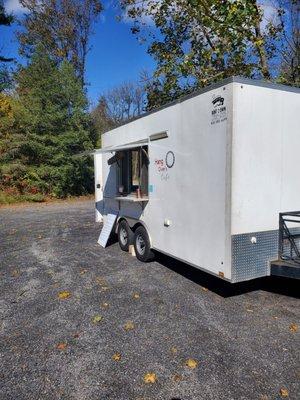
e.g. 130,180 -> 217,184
94,77 -> 300,283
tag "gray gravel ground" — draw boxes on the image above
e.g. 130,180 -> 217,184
0,200 -> 299,400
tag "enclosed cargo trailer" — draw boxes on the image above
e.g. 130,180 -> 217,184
94,77 -> 300,283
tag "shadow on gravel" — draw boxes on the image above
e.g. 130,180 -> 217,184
155,252 -> 300,299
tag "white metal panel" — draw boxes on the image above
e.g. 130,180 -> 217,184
101,82 -> 233,279
146,85 -> 232,278
231,83 -> 300,234
94,153 -> 103,223
98,213 -> 118,247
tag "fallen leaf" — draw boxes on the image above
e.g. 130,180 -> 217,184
56,342 -> 67,350
11,269 -> 20,278
92,315 -> 102,324
101,302 -> 109,308
58,291 -> 71,300
101,286 -> 110,291
246,309 -> 254,313
172,374 -> 182,382
73,332 -> 80,339
37,235 -> 43,239
171,347 -> 178,354
201,287 -> 208,292
112,352 -> 121,361
143,372 -> 157,384
279,388 -> 289,397
289,323 -> 298,333
185,358 -> 198,369
80,269 -> 87,275
133,293 -> 140,299
273,316 -> 278,320
95,276 -> 106,285
124,321 -> 134,331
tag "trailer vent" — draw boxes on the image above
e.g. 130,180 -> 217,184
149,131 -> 168,141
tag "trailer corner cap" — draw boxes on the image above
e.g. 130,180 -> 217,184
94,138 -> 149,154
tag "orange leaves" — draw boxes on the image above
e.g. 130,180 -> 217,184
279,388 -> 289,397
289,323 -> 298,333
112,352 -> 122,362
79,269 -> 87,275
185,358 -> 198,369
56,342 -> 67,351
58,291 -> 71,299
124,321 -> 135,331
172,373 -> 182,382
143,372 -> 157,384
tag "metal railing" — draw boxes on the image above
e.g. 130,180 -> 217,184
279,211 -> 300,264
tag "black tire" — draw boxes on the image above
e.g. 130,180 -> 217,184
134,226 -> 155,262
117,220 -> 133,252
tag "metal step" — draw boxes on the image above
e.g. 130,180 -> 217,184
270,260 -> 300,279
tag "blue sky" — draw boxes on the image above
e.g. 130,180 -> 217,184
1,0 -> 156,105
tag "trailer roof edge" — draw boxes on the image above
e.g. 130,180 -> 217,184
103,76 -> 300,134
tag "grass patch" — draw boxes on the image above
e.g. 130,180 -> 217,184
0,192 -> 46,205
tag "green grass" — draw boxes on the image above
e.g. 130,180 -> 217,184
0,192 -> 46,205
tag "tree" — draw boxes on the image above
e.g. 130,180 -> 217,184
0,48 -> 96,197
121,0 -> 299,109
0,1 -> 14,92
18,0 -> 103,86
0,0 -> 14,62
91,81 -> 145,139
275,1 -> 300,86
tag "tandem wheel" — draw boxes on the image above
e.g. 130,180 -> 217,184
133,226 -> 155,262
117,220 -> 133,252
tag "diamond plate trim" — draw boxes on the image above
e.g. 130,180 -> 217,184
231,230 -> 278,283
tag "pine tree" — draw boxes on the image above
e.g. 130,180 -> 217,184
0,48 -> 95,197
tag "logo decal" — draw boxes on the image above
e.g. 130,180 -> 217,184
165,151 -> 175,168
211,94 -> 227,125
212,96 -> 224,107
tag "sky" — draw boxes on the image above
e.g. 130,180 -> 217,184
1,0 -> 156,105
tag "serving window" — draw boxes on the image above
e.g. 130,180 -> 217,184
117,146 -> 149,197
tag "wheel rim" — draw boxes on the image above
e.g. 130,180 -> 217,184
120,227 -> 128,246
136,234 -> 146,255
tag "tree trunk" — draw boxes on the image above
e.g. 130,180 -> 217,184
253,1 -> 270,79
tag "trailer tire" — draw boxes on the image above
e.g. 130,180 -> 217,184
134,226 -> 154,262
117,220 -> 133,252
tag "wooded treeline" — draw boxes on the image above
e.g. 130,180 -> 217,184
0,0 -> 299,201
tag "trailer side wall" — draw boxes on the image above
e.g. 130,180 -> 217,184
231,83 -> 300,281
101,82 -> 233,279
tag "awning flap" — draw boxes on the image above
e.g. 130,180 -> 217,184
93,138 -> 148,154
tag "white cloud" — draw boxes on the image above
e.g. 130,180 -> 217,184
5,0 -> 27,15
122,0 -> 162,26
258,0 -> 279,31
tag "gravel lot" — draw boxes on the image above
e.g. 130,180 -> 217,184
0,200 -> 299,400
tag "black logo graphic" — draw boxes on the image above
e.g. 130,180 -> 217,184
212,96 -> 224,107
165,151 -> 175,168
